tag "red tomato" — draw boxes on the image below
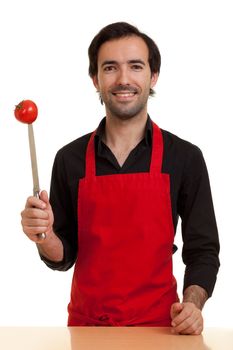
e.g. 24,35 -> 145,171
14,100 -> 38,124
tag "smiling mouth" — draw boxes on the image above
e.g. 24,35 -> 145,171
112,92 -> 137,97
111,85 -> 138,96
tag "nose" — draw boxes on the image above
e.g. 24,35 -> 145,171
116,66 -> 130,86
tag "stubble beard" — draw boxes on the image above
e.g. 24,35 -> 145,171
101,88 -> 150,121
106,99 -> 147,121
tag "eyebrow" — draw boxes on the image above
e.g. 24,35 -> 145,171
101,59 -> 146,68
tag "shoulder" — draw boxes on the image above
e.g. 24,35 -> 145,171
161,128 -> 202,158
160,128 -> 207,180
55,132 -> 92,163
51,132 -> 93,181
161,128 -> 205,166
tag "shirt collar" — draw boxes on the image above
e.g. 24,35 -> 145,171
95,115 -> 153,154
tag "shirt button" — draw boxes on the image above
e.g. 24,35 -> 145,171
99,314 -> 109,321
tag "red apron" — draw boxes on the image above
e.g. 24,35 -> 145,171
68,122 -> 178,326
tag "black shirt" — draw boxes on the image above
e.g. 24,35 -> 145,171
43,116 -> 220,297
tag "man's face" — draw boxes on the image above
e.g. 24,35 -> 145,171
93,36 -> 158,121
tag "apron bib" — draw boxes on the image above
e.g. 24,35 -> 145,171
68,122 -> 178,326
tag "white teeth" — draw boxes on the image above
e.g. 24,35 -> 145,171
115,93 -> 135,97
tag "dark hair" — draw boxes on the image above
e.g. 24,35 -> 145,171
88,22 -> 161,97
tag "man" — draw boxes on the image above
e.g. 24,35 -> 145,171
21,22 -> 220,334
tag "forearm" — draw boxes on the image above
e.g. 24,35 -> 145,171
36,230 -> 64,262
183,285 -> 208,310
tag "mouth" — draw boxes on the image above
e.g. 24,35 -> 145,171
112,92 -> 137,98
111,87 -> 138,101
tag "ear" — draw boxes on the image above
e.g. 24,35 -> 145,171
150,72 -> 159,89
92,75 -> 100,90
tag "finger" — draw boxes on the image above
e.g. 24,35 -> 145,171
22,217 -> 50,227
25,231 -> 47,243
23,224 -> 49,235
193,325 -> 204,335
178,319 -> 203,335
39,190 -> 51,209
21,207 -> 49,220
170,303 -> 183,320
175,316 -> 196,334
171,303 -> 193,327
25,196 -> 46,210
173,310 -> 202,334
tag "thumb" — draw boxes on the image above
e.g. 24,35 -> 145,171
170,302 -> 184,320
39,190 -> 50,206
39,190 -> 54,231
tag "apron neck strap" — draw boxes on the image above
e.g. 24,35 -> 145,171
85,122 -> 163,178
150,122 -> 163,173
85,131 -> 97,178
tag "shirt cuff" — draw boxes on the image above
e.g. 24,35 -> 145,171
183,263 -> 220,297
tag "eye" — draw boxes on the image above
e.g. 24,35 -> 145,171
131,64 -> 143,71
103,65 -> 117,72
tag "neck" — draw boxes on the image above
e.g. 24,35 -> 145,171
102,113 -> 148,167
103,114 -> 148,150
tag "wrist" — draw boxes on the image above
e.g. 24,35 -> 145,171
183,285 -> 208,310
36,230 -> 64,262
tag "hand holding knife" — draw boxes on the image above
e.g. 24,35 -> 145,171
15,100 -> 46,240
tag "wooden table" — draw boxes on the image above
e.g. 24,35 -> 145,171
0,327 -> 232,350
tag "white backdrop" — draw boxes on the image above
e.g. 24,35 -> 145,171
0,0 -> 232,327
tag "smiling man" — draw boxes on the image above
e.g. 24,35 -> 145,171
93,35 -> 157,122
21,22 -> 220,334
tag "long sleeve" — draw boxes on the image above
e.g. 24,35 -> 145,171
178,146 -> 220,297
39,149 -> 78,271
